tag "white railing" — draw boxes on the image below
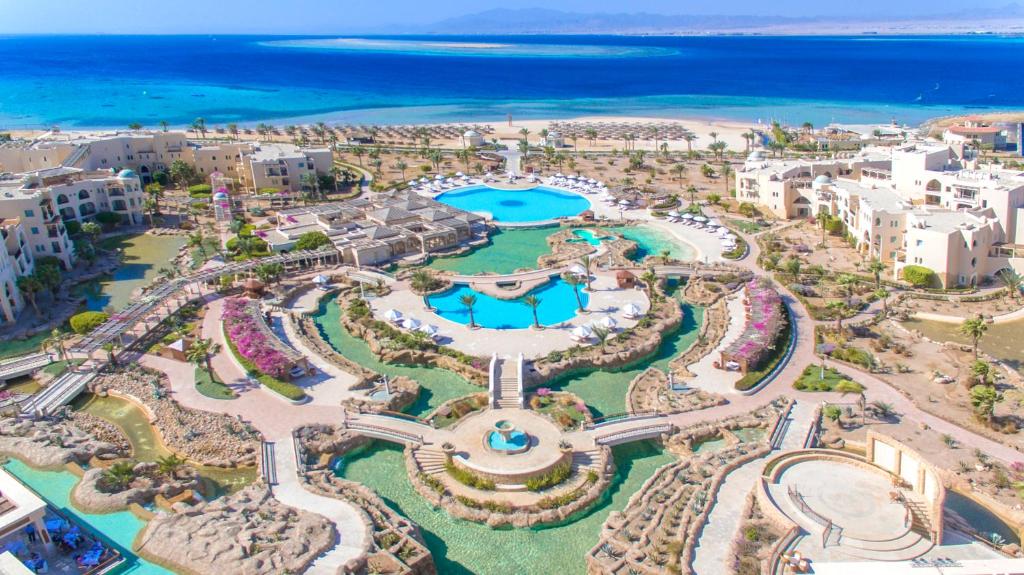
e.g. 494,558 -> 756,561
488,353 -> 499,408
594,423 -> 673,446
347,422 -> 424,445
516,353 -> 525,409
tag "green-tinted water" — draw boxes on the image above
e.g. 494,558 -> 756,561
0,332 -> 47,360
79,234 -> 187,312
311,297 -> 480,416
608,225 -> 697,262
902,318 -> 1024,371
3,459 -> 172,574
74,394 -> 256,495
337,440 -> 673,575
428,227 -> 555,275
547,304 -> 704,417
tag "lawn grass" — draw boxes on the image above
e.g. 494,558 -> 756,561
194,366 -> 236,400
725,218 -> 764,234
42,359 -> 84,377
793,365 -> 864,393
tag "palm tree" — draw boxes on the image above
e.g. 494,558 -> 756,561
227,123 -> 239,140
999,268 -> 1022,300
671,163 -> 687,187
826,300 -> 851,332
186,338 -> 220,379
720,162 -> 732,194
867,259 -> 886,288
191,117 -> 207,139
128,122 -> 142,131
874,288 -> 890,316
682,131 -> 697,155
686,185 -> 698,205
836,273 -> 858,298
579,255 -> 593,291
101,341 -> 121,367
660,249 -> 671,264
411,269 -> 437,309
591,326 -> 610,350
563,274 -> 585,311
101,461 -> 136,491
156,454 -> 186,479
395,160 -> 408,181
42,328 -> 71,361
159,121 -> 169,132
960,315 -> 988,358
459,294 -> 477,328
16,275 -> 43,316
350,145 -> 366,167
709,131 -> 719,144
145,182 -> 164,213
640,269 -> 659,300
521,295 -> 542,329
869,400 -> 896,420
188,230 -> 207,259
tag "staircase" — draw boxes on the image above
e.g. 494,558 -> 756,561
20,370 -> 96,416
489,354 -> 524,409
412,448 -> 448,476
60,144 -> 90,168
571,448 -> 604,475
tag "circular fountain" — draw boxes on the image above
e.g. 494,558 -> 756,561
485,419 -> 531,454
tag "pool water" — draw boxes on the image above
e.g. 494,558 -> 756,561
428,227 -> 555,275
74,394 -> 257,496
944,490 -> 1021,545
336,440 -> 673,575
312,297 -> 480,416
435,186 -> 591,223
569,229 -> 613,246
608,225 -> 696,262
428,279 -> 588,329
78,233 -> 187,312
547,303 -> 704,417
3,459 -> 172,575
901,318 -> 1024,372
733,427 -> 767,443
693,436 -> 728,453
487,430 -> 529,451
0,332 -> 47,360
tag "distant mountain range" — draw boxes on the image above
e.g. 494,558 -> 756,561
389,5 -> 1024,35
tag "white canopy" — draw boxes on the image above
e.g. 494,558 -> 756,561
419,177 -> 430,183
598,316 -> 617,329
623,303 -> 643,317
618,199 -> 631,206
571,325 -> 593,339
693,216 -> 708,223
435,174 -> 445,180
555,173 -> 564,178
681,213 -> 694,220
383,309 -> 403,322
668,210 -> 681,217
402,317 -> 422,330
568,263 -> 588,276
312,274 -> 330,285
417,324 -> 439,336
455,172 -> 464,177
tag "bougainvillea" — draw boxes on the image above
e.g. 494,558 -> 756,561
720,278 -> 786,371
221,298 -> 290,379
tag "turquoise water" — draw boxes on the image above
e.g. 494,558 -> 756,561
487,430 -> 529,451
610,226 -> 696,262
428,279 -> 588,329
693,437 -> 728,453
569,229 -> 613,247
263,38 -> 677,58
3,460 -> 172,575
337,440 -> 673,575
435,186 -> 591,223
428,227 -> 555,275
547,302 -> 704,417
311,297 -> 479,416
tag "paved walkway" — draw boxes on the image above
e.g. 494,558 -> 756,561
683,292 -> 745,395
691,400 -> 817,575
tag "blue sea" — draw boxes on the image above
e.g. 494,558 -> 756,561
1,34 -> 1023,129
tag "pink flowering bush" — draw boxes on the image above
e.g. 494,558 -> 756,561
221,298 -> 290,379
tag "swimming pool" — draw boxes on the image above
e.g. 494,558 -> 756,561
427,278 -> 588,329
435,185 -> 590,223
569,229 -> 614,246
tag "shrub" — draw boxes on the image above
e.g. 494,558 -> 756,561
70,311 -> 109,334
94,211 -> 123,226
294,231 -> 332,251
901,265 -> 938,288
64,220 -> 82,236
445,461 -> 495,490
188,184 -> 213,198
525,461 -> 572,492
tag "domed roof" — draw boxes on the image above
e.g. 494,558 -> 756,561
117,169 -> 137,179
463,130 -> 480,137
813,174 -> 832,184
213,191 -> 229,200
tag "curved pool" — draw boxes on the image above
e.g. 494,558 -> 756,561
435,185 -> 590,223
427,279 -> 588,329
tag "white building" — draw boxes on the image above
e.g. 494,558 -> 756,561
242,143 -> 332,194
461,130 -> 484,148
0,219 -> 32,323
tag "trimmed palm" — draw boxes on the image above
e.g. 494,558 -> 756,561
867,259 -> 886,288
960,315 -> 988,358
459,294 -> 477,328
563,274 -> 585,311
101,461 -> 136,491
156,454 -> 187,478
521,295 -> 542,328
186,338 -> 221,379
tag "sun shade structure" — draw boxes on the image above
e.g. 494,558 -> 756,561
720,277 -> 786,374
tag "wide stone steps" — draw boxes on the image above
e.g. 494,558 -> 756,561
413,449 -> 448,476
571,449 -> 603,472
841,532 -> 935,562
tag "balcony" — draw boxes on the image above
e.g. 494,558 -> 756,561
894,249 -> 907,263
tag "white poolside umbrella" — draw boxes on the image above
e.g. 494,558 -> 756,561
312,274 -> 330,285
623,303 -> 643,318
598,316 -> 618,329
681,213 -> 694,220
435,174 -> 445,180
402,317 -> 422,330
455,172 -> 465,177
693,216 -> 708,223
569,263 -> 588,276
597,181 -> 605,187
618,199 -> 631,206
419,177 -> 430,183
588,178 -> 597,184
555,173 -> 564,178
668,210 -> 681,217
408,180 -> 417,186
417,324 -> 439,336
571,325 -> 593,340
384,309 -> 403,322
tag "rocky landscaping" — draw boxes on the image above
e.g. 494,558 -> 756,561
0,417 -> 123,469
626,368 -> 726,415
727,490 -> 785,575
72,460 -> 201,513
137,484 -> 335,575
92,365 -> 261,467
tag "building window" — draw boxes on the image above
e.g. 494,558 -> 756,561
24,209 -> 34,218
31,227 -> 39,235
916,240 -> 923,247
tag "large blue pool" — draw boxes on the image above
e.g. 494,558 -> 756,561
434,185 -> 590,223
427,278 -> 588,329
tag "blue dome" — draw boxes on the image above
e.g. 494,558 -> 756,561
813,174 -> 832,184
117,169 -> 138,179
213,191 -> 229,200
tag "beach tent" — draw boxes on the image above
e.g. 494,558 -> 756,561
568,263 -> 588,276
668,210 -> 681,217
623,303 -> 643,319
383,309 -> 403,322
571,325 -> 593,341
417,324 -> 439,337
681,213 -> 694,220
693,216 -> 708,223
597,316 -> 617,329
402,317 -> 422,330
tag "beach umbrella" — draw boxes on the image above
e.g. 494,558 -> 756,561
455,172 -> 464,177
419,177 -> 429,183
598,316 -> 617,329
623,303 -> 643,317
555,173 -> 564,178
668,210 -> 681,217
588,179 -> 597,184
417,324 -> 439,336
681,213 -> 694,220
383,309 -> 403,322
312,274 -> 330,285
618,199 -> 631,206
569,263 -> 587,276
597,181 -> 605,187
693,216 -> 708,223
571,325 -> 593,339
435,174 -> 445,180
402,317 -> 422,330
408,180 -> 417,186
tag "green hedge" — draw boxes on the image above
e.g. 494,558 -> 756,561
221,324 -> 307,401
70,311 -> 109,334
445,461 -> 495,490
188,184 -> 213,197
901,265 -> 938,288
525,461 -> 572,492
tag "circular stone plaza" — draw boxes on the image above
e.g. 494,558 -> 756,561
2,169 -> 1023,575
